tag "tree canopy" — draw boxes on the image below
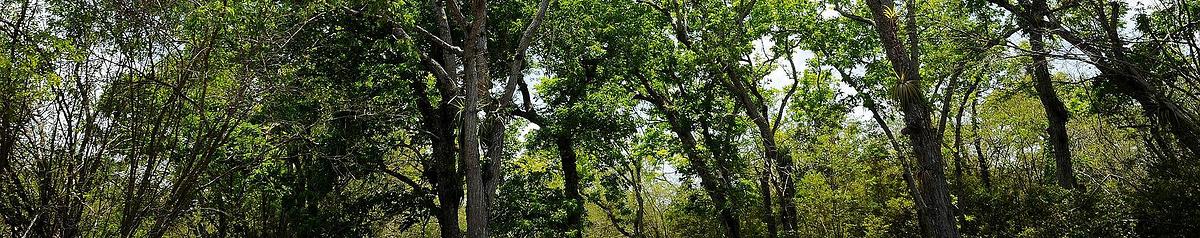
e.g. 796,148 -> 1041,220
2,0 -> 1199,237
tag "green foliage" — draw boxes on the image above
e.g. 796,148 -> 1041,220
3,0 -> 1200,237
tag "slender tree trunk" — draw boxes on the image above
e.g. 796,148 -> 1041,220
0,3 -> 35,232
1024,6 -> 1077,189
0,121 -> 26,235
840,70 -> 930,236
971,95 -> 991,189
951,80 -> 978,187
720,68 -> 797,233
864,0 -> 959,236
952,128 -> 965,186
641,2 -> 751,235
633,158 -> 647,237
663,105 -> 740,238
950,80 -> 980,233
636,74 -> 741,238
668,116 -> 741,238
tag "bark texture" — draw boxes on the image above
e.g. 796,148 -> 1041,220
864,0 -> 960,236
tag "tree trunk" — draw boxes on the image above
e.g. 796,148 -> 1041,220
636,73 -> 741,237
434,135 -> 463,238
666,114 -> 741,238
1023,3 -> 1077,189
841,70 -> 931,236
864,0 -> 960,236
658,101 -> 740,237
719,67 -> 797,233
758,171 -> 777,238
0,120 -> 27,235
633,158 -> 647,237
971,96 -> 991,189
462,31 -> 489,238
951,80 -> 978,187
556,134 -> 585,238
950,79 -> 980,233
408,62 -> 462,238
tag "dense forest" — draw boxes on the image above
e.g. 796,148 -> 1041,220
2,0 -> 1199,237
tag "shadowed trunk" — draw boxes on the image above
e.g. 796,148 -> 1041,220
556,134 -> 585,238
1023,0 -> 1077,189
759,170 -> 777,238
971,95 -> 991,189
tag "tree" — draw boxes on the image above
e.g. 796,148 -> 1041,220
984,0 -> 1200,156
1017,0 -> 1077,189
861,0 -> 960,236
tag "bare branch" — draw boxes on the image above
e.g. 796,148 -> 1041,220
836,6 -> 874,26
414,25 -> 464,54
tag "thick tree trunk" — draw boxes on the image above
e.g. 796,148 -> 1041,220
458,2 -> 500,235
467,2 -> 550,236
864,0 -> 960,237
408,61 -> 462,238
430,111 -> 464,238
556,134 -> 585,238
1125,82 -> 1200,155
1108,67 -> 1200,156
904,81 -> 960,238
434,136 -> 463,238
462,35 -> 489,238
903,95 -> 958,238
